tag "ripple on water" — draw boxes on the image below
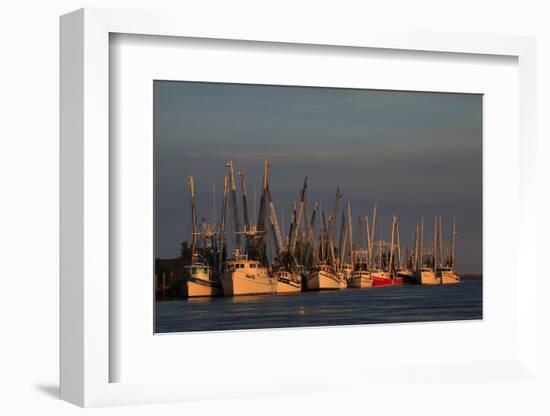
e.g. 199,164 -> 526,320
155,280 -> 482,333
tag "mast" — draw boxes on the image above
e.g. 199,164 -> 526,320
328,188 -> 341,246
218,174 -> 229,270
267,196 -> 282,256
319,208 -> 325,262
340,227 -> 348,272
413,221 -> 419,271
438,216 -> 444,268
419,217 -> 424,269
365,215 -> 371,269
226,160 -> 241,248
451,217 -> 457,271
433,217 -> 437,273
212,181 -> 216,225
256,160 -> 269,233
281,210 -> 285,246
290,177 -> 308,255
254,160 -> 275,267
396,218 -> 401,268
288,201 -> 298,254
300,198 -> 309,260
369,203 -> 378,265
188,176 -> 197,259
347,203 -> 353,266
388,215 -> 396,275
238,170 -> 250,226
309,202 -> 318,243
325,212 -> 336,268
337,210 -> 346,268
378,238 -> 382,269
355,216 -> 362,254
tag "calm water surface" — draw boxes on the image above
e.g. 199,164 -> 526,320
155,280 -> 482,333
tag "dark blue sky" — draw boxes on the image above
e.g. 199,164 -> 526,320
154,81 -> 482,273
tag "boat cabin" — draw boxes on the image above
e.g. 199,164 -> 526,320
223,258 -> 262,271
184,264 -> 211,278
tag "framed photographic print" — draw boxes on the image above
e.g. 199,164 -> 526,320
60,8 -> 537,408
153,80 -> 482,334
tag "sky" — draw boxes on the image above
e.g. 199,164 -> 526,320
154,81 -> 482,274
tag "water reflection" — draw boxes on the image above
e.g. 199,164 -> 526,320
156,280 -> 482,333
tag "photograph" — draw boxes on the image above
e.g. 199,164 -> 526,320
154,80 -> 483,333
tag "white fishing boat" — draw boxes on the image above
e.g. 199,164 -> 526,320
349,270 -> 373,288
274,268 -> 302,293
415,266 -> 439,285
306,263 -> 340,290
338,263 -> 353,288
412,217 -> 440,285
436,217 -> 460,284
183,257 -> 222,297
220,249 -> 277,296
183,176 -> 221,297
271,178 -> 306,294
437,266 -> 460,284
369,216 -> 404,287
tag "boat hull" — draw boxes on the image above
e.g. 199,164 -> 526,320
349,274 -> 373,288
438,271 -> 460,284
184,278 -> 222,297
398,271 -> 416,284
276,273 -> 302,293
371,272 -> 403,287
220,268 -> 277,296
416,270 -> 438,285
306,269 -> 340,290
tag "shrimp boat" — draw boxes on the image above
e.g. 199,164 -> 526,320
397,267 -> 416,284
183,254 -> 222,297
436,216 -> 460,284
349,270 -> 373,288
394,217 -> 415,284
183,176 -> 222,297
273,266 -> 302,293
306,263 -> 341,290
370,214 -> 403,287
371,269 -> 403,286
273,178 -> 306,294
338,263 -> 353,288
437,266 -> 460,284
218,161 -> 278,296
415,266 -> 438,285
220,249 -> 277,295
306,192 -> 342,291
338,202 -> 361,289
411,216 -> 440,285
347,209 -> 373,288
349,251 -> 372,289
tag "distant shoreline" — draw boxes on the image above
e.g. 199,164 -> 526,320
460,273 -> 482,280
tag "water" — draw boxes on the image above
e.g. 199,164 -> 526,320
155,280 -> 482,333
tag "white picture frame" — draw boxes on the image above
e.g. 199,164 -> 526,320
60,7 -> 537,408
